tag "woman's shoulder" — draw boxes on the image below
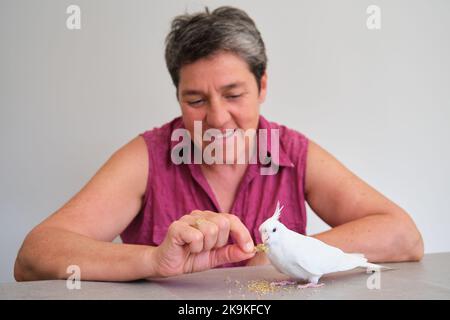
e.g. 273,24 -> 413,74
139,117 -> 184,143
261,116 -> 309,159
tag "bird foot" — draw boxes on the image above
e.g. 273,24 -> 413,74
297,282 -> 325,289
270,280 -> 297,287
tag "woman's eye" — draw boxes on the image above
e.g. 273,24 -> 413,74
272,228 -> 277,232
226,94 -> 241,100
187,100 -> 204,106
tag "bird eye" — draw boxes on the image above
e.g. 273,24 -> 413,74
272,227 -> 277,232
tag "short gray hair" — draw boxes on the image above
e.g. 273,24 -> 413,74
165,6 -> 267,94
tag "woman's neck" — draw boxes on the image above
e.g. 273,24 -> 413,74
200,163 -> 249,212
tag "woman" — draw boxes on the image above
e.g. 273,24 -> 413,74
14,6 -> 423,282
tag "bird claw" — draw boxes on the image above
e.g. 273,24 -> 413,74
270,280 -> 297,286
297,282 -> 324,289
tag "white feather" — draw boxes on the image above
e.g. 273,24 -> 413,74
260,202 -> 388,284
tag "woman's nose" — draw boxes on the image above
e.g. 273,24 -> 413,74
205,96 -> 230,129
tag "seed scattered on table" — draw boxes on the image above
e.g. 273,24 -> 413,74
225,274 -> 301,296
247,280 -> 279,295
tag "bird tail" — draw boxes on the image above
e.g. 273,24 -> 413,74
362,262 -> 394,272
348,253 -> 394,271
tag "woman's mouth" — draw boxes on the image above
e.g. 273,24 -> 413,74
218,129 -> 236,139
205,128 -> 237,140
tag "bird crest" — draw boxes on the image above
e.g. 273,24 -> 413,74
272,201 -> 284,220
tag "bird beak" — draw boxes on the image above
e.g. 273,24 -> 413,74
261,232 -> 269,244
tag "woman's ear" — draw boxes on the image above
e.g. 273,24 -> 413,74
258,72 -> 268,104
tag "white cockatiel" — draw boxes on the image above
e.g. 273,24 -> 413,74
259,202 -> 386,288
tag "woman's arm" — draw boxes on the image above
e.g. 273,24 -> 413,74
305,140 -> 424,262
15,226 -> 160,281
14,136 -> 255,281
14,136 -> 154,281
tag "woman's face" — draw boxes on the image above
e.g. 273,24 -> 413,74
177,51 -> 267,164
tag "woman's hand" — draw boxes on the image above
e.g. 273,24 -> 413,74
245,252 -> 271,267
149,210 -> 256,278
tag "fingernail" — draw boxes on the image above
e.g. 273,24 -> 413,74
244,242 -> 254,253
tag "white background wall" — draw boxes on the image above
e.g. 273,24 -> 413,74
1,0 -> 449,283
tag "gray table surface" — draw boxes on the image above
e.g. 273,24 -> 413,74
1,252 -> 449,300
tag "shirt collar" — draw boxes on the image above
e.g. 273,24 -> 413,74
258,115 -> 294,168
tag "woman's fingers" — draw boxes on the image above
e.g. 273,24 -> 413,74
245,252 -> 271,266
174,211 -> 254,253
189,211 -> 255,253
193,218 -> 219,251
219,213 -> 254,253
165,211 -> 257,271
178,214 -> 221,252
190,211 -> 230,248
211,244 -> 256,267
167,220 -> 204,253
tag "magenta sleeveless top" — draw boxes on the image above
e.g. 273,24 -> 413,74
121,115 -> 309,267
